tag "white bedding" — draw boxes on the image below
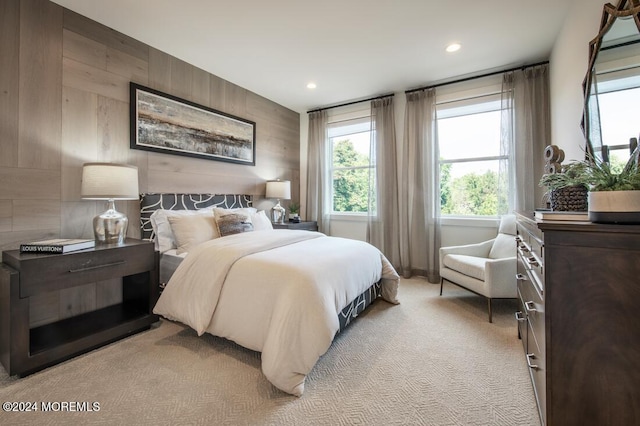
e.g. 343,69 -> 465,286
153,230 -> 399,396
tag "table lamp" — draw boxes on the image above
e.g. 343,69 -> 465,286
81,162 -> 139,244
265,180 -> 291,224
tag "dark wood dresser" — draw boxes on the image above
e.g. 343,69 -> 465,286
515,212 -> 640,426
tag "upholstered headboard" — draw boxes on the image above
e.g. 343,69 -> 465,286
139,193 -> 253,241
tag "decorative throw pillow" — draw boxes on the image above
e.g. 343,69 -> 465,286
167,214 -> 218,255
488,233 -> 515,259
214,209 -> 254,237
251,210 -> 273,231
212,207 -> 257,219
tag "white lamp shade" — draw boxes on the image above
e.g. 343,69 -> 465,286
265,180 -> 291,200
81,163 -> 139,200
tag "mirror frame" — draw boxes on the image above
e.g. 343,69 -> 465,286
582,0 -> 640,159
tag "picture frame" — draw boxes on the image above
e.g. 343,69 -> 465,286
130,82 -> 256,166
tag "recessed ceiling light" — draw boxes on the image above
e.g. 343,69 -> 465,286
306,82 -> 317,89
446,43 -> 461,53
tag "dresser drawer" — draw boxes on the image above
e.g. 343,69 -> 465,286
3,243 -> 154,298
517,231 -> 544,293
519,270 -> 545,352
516,286 -> 528,352
526,321 -> 546,425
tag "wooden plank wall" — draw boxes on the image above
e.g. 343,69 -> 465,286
0,0 -> 301,326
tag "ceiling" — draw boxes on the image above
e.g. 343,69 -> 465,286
50,0 -> 575,113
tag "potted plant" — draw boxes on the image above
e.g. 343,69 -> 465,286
288,201 -> 300,223
540,148 -> 640,223
539,161 -> 590,211
583,148 -> 640,223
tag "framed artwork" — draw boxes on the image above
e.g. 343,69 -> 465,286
130,82 -> 256,165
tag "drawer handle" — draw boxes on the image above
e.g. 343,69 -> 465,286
515,311 -> 525,322
526,353 -> 539,369
524,301 -> 537,312
69,261 -> 126,273
527,256 -> 539,267
516,273 -> 528,281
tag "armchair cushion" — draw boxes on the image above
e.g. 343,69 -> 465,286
442,254 -> 486,281
439,239 -> 494,260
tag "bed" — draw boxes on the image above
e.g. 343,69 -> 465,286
140,193 -> 400,396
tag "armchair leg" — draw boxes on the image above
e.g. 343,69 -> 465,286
487,298 -> 493,323
440,278 -> 444,296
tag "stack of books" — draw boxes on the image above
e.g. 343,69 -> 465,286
534,209 -> 589,221
19,238 -> 95,254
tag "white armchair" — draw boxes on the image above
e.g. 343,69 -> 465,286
439,215 -> 517,322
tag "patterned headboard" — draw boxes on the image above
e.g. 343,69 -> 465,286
139,193 -> 253,241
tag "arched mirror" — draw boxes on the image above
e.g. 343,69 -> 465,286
582,0 -> 640,164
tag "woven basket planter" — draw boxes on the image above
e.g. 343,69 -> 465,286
550,185 -> 588,211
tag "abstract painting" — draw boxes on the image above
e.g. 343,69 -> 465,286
130,83 -> 256,165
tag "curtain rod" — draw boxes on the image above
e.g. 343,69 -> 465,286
306,93 -> 395,114
405,60 -> 550,94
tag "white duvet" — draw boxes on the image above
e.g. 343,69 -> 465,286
153,230 -> 399,396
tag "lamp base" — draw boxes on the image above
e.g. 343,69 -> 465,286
93,200 -> 128,245
271,200 -> 286,224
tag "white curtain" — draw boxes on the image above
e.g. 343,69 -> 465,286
306,110 -> 331,233
501,64 -> 550,212
400,88 -> 440,282
367,96 -> 401,267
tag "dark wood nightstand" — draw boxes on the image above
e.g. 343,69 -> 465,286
272,221 -> 318,231
0,238 -> 159,376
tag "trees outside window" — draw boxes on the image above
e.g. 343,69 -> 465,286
597,86 -> 640,172
438,98 -> 507,217
329,117 -> 372,214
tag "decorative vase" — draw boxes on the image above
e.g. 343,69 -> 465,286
588,190 -> 640,223
550,185 -> 588,212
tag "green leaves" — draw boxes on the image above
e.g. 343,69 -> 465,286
585,147 -> 640,191
539,147 -> 640,192
440,169 -> 505,216
539,162 -> 589,191
332,139 -> 371,213
289,202 -> 300,214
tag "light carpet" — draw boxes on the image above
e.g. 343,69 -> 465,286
0,277 -> 540,426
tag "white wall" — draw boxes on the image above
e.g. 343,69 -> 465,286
549,0 -> 606,160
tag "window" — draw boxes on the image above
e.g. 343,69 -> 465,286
437,95 -> 507,217
593,38 -> 640,171
328,117 -> 372,214
596,69 -> 640,172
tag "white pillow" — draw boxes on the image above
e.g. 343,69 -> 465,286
489,233 -> 515,259
167,214 -> 218,255
251,210 -> 273,231
150,208 -> 216,253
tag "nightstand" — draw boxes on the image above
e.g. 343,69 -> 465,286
272,221 -> 318,231
0,238 -> 159,376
